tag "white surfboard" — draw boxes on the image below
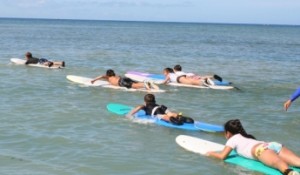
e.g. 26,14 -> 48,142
125,73 -> 234,90
66,75 -> 166,93
10,58 -> 63,69
176,135 -> 224,155
66,75 -> 109,87
124,74 -> 165,84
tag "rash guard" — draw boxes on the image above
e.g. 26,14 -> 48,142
290,87 -> 300,102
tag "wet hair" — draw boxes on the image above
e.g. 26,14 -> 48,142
224,119 -> 256,139
144,94 -> 156,105
25,52 -> 32,58
106,69 -> 115,77
164,67 -> 174,73
173,65 -> 182,71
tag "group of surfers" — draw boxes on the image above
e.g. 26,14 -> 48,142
25,52 -> 222,90
22,52 -> 300,175
128,92 -> 300,175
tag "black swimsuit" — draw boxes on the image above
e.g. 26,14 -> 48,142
142,104 -> 167,115
176,75 -> 186,83
118,77 -> 135,88
25,57 -> 39,64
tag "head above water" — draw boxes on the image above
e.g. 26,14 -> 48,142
106,69 -> 116,77
163,67 -> 174,74
25,52 -> 32,58
224,119 -> 256,139
144,94 -> 156,105
173,65 -> 182,71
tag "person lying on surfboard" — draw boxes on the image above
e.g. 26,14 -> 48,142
127,93 -> 194,125
173,64 -> 223,82
91,69 -> 159,90
162,68 -> 214,86
206,119 -> 300,175
25,52 -> 65,68
284,87 -> 300,111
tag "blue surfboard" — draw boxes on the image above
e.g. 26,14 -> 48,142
107,103 -> 224,132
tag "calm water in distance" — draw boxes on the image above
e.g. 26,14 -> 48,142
0,18 -> 299,175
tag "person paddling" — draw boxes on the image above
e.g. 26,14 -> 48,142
128,94 -> 194,125
25,52 -> 65,68
207,119 -> 300,175
91,69 -> 159,90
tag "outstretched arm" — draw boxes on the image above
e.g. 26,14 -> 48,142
284,87 -> 300,111
127,105 -> 144,118
206,146 -> 232,160
91,75 -> 106,84
162,75 -> 170,85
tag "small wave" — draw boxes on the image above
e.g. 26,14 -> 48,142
132,118 -> 155,124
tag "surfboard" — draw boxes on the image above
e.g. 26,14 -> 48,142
10,58 -> 64,69
66,75 -> 166,93
125,71 -> 234,90
107,103 -> 224,132
176,135 -> 300,175
126,71 -> 231,85
67,75 -> 109,87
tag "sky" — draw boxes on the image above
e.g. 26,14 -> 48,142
1,0 -> 300,25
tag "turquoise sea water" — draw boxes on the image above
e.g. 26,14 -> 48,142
0,18 -> 300,175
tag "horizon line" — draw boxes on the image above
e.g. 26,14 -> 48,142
1,16 -> 299,27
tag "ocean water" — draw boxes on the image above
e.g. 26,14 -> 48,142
0,18 -> 300,175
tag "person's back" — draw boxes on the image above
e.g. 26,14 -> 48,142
142,94 -> 165,115
105,69 -> 121,86
226,133 -> 263,159
163,68 -> 178,83
25,52 -> 39,64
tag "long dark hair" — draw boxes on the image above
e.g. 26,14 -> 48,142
224,119 -> 256,139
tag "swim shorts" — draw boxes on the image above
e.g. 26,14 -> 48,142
118,77 -> 135,88
176,75 -> 186,83
38,58 -> 50,64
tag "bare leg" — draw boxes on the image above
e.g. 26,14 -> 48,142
161,112 -> 177,122
191,79 -> 206,86
43,61 -> 53,67
132,82 -> 149,90
53,61 -> 65,67
177,77 -> 195,85
183,77 -> 206,86
179,76 -> 208,86
278,147 -> 300,167
257,149 -> 290,173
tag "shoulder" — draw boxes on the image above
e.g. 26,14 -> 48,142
225,134 -> 242,148
136,105 -> 145,109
